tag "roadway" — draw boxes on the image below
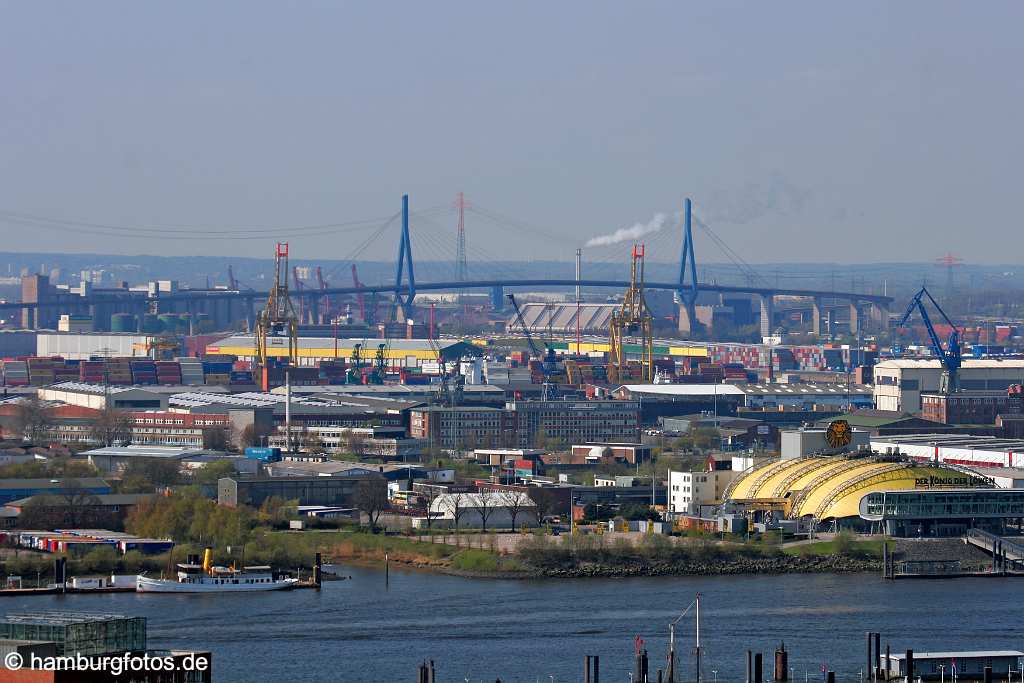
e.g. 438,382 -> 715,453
0,278 -> 893,311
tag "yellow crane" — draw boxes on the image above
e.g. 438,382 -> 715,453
255,242 -> 299,390
607,243 -> 654,383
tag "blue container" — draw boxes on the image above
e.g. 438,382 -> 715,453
244,447 -> 282,462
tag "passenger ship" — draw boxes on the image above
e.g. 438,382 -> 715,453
136,549 -> 298,593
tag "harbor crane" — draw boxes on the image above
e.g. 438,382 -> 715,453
898,286 -> 961,394
608,243 -> 654,384
255,243 -> 300,391
507,293 -> 555,399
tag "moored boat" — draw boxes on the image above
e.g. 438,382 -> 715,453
136,548 -> 298,593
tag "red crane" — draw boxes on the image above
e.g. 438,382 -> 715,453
351,264 -> 366,322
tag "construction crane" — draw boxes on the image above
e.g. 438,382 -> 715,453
255,242 -> 300,391
898,286 -> 961,394
608,243 -> 654,384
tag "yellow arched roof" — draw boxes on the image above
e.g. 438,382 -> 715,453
727,456 -> 991,521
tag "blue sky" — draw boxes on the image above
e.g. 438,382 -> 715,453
1,2 -> 1020,264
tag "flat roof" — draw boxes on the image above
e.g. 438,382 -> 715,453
82,445 -> 209,458
621,383 -> 870,397
876,359 -> 1024,370
0,478 -> 109,490
43,382 -> 145,396
212,335 -> 468,352
887,651 -> 1024,660
872,434 -> 1024,450
2,611 -> 136,626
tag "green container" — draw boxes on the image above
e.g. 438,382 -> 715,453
110,313 -> 137,333
142,313 -> 163,334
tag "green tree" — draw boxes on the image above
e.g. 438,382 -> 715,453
121,458 -> 181,491
193,459 -> 237,485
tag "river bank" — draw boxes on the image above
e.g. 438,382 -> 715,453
338,539 -> 882,579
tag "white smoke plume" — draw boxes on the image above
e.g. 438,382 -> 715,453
586,212 -> 671,248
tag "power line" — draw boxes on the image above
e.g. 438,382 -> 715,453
0,208 -> 400,238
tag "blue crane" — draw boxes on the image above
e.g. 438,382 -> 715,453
898,286 -> 961,394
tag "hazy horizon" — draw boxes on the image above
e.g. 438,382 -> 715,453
2,2 -> 1022,264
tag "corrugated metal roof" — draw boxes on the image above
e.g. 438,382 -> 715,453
212,335 -> 460,352
876,359 -> 1024,369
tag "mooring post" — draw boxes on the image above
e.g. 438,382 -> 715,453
755,652 -> 763,683
585,656 -> 591,683
874,633 -> 881,681
775,642 -> 788,681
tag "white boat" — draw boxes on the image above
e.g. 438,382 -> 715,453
136,549 -> 298,593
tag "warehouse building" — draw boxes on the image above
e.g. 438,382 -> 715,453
39,382 -> 167,411
218,474 -> 384,508
409,400 -> 640,451
618,383 -> 872,410
36,331 -> 157,360
872,359 -> 1024,413
0,478 -> 111,506
205,335 -> 479,367
870,434 -> 1024,469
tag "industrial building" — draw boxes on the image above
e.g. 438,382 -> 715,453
506,302 -> 619,335
920,389 -> 1023,425
872,359 -> 1024,413
39,382 -> 168,411
409,400 -> 640,451
82,445 -> 211,474
617,382 -> 872,410
428,492 -> 538,529
217,474 -> 384,508
206,334 -> 479,367
36,331 -> 158,360
0,478 -> 111,506
870,434 -> 1024,469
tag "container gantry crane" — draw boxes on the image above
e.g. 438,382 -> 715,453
255,243 -> 300,391
898,286 -> 961,394
315,266 -> 330,324
608,243 -> 654,384
507,293 -> 555,399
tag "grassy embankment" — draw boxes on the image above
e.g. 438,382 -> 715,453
781,536 -> 889,559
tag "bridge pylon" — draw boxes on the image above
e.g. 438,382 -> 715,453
675,197 -> 699,335
392,194 -> 416,322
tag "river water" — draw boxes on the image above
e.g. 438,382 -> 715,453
2,567 -> 1020,683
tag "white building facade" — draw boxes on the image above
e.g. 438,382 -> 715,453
667,469 -> 736,515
